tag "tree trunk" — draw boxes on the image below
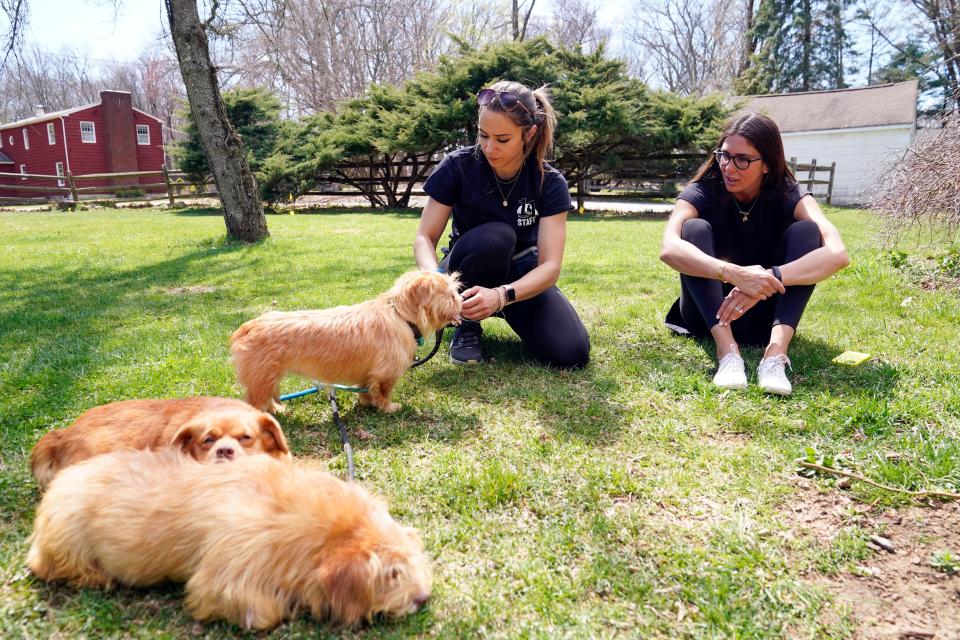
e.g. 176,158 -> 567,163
800,0 -> 812,91
739,0 -> 756,76
512,0 -> 536,41
164,0 -> 268,242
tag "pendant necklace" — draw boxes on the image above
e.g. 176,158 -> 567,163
734,194 -> 760,222
491,162 -> 522,208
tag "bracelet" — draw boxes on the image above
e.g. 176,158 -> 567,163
717,262 -> 728,283
495,286 -> 506,312
435,266 -> 446,274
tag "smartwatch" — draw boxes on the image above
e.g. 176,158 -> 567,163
771,265 -> 783,283
504,285 -> 517,303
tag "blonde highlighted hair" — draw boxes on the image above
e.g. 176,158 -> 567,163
478,80 -> 558,181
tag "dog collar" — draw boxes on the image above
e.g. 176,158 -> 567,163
407,322 -> 423,344
388,298 -> 425,346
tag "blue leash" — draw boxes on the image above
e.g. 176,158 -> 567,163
277,328 -> 445,481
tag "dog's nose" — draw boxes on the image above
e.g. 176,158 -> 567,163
413,593 -> 430,609
216,446 -> 235,460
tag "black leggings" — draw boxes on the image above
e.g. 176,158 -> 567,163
678,218 -> 820,347
444,221 -> 590,368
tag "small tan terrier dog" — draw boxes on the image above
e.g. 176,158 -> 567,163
28,449 -> 432,630
230,270 -> 461,414
30,397 -> 290,490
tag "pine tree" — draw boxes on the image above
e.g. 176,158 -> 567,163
735,0 -> 855,94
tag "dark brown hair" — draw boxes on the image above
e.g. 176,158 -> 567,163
690,112 -> 796,191
478,80 -> 557,180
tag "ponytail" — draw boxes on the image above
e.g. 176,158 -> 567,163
529,86 -> 557,182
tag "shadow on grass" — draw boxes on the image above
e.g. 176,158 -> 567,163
31,580 -> 188,627
0,243 -> 249,455
31,578 -> 417,638
784,335 -> 900,397
165,206 -> 223,217
658,330 -> 899,399
265,326 -> 625,453
35,580 -> 433,639
270,207 -> 422,218
412,333 -> 626,444
571,209 -> 671,221
277,396 -> 485,456
167,205 -> 423,220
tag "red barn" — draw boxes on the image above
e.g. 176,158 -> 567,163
0,90 -> 165,199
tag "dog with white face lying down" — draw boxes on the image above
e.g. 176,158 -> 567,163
28,449 -> 432,630
230,269 -> 461,414
30,397 -> 290,490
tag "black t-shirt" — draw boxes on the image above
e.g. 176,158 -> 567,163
678,177 -> 808,267
423,146 -> 574,252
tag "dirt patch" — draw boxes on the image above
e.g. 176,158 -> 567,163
788,479 -> 960,639
161,285 -> 218,296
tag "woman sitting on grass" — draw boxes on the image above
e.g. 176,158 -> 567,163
413,80 -> 590,369
659,112 -> 849,395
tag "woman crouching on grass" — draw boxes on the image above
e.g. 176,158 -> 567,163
659,113 -> 849,395
413,81 -> 590,368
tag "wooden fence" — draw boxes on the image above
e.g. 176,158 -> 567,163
0,169 -> 216,205
787,158 -> 836,205
581,156 -> 837,204
0,156 -> 837,207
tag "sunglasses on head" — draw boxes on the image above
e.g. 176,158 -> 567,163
477,88 -> 533,117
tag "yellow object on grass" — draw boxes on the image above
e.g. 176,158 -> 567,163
832,351 -> 871,366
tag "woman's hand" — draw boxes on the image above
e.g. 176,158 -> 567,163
460,286 -> 503,321
726,264 -> 785,299
716,287 -> 761,326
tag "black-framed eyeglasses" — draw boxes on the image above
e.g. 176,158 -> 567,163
477,88 -> 533,117
713,149 -> 763,171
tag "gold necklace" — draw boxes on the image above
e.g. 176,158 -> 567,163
491,163 -> 522,208
734,194 -> 760,222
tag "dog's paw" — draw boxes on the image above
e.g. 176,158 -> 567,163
383,402 -> 402,413
270,401 -> 286,414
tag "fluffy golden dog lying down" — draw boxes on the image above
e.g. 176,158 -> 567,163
30,397 -> 290,490
28,449 -> 432,629
231,269 -> 461,414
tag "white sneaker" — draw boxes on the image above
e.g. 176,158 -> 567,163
713,352 -> 747,390
758,354 -> 792,395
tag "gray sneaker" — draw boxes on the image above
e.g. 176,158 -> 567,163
450,321 -> 483,365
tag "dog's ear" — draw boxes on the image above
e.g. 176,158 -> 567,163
257,414 -> 290,457
409,274 -> 445,329
170,422 -> 201,452
316,547 -> 378,627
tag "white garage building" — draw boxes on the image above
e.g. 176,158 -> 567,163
735,80 -> 917,205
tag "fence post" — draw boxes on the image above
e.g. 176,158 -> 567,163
789,157 -> 797,175
826,162 -> 836,205
162,166 -> 175,206
807,159 -> 817,195
67,171 -> 79,205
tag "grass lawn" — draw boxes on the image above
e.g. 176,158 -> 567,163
1,205 -> 958,638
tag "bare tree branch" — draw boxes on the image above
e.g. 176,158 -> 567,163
550,0 -> 610,50
1,0 -> 28,71
623,0 -> 745,95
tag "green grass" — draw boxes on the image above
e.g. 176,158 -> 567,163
1,205 -> 958,638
